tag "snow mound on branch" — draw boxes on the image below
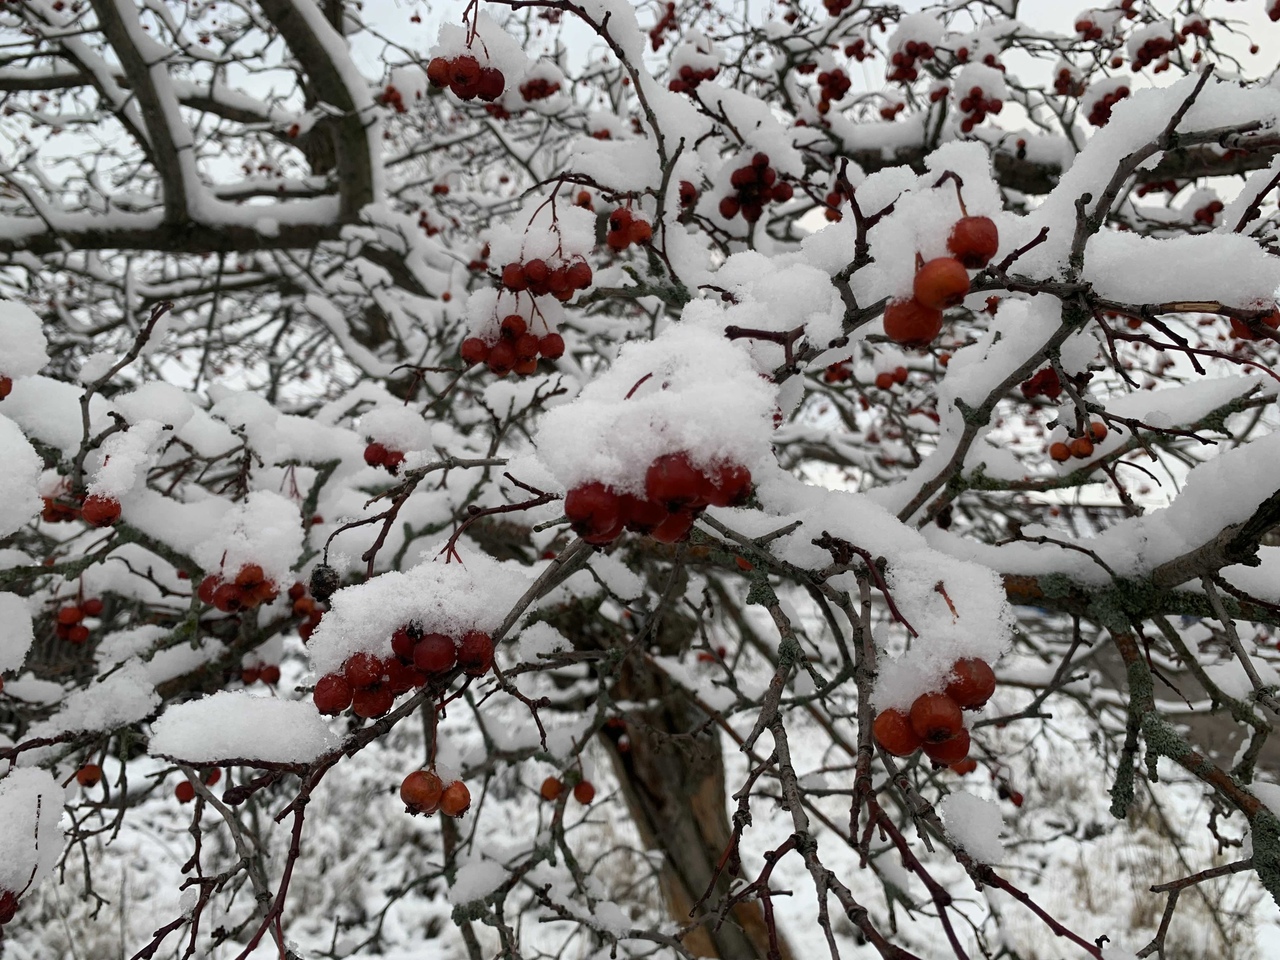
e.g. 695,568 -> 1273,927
0,298 -> 49,379
150,691 -> 338,764
940,791 -> 1005,863
358,403 -> 433,453
113,382 -> 195,430
0,415 -> 41,537
29,661 -> 159,737
0,769 -> 64,897
307,550 -> 533,674
1085,231 -> 1280,308
0,592 -> 34,673
88,419 -> 167,500
486,198 -> 597,268
448,858 -> 507,905
190,490 -> 304,588
535,325 -> 776,493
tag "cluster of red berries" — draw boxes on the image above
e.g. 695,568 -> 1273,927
879,101 -> 905,121
606,207 -> 653,251
41,493 -> 80,522
288,582 -> 326,641
872,658 -> 995,765
649,1 -> 677,51
1088,85 -> 1130,127
417,209 -> 440,237
377,84 -> 408,113
241,661 -> 281,686
1132,31 -> 1179,71
175,767 -> 221,804
54,597 -> 104,644
313,627 -> 495,718
1049,422 -> 1108,463
519,77 -> 560,101
1054,67 -> 1084,98
816,68 -> 850,114
460,315 -> 565,377
719,153 -> 793,223
565,453 -> 752,546
1074,17 -> 1106,41
1019,367 -> 1062,401
823,181 -> 850,222
1179,16 -> 1209,40
364,441 -> 406,475
883,215 -> 998,348
1193,199 -> 1224,225
824,360 -> 852,383
401,768 -> 471,817
197,564 -> 279,613
1136,179 -> 1179,198
1230,309 -> 1280,341
501,256 -> 593,299
888,39 -> 934,83
844,38 -> 871,61
958,85 -> 1003,133
426,55 -> 505,102
668,63 -> 718,94
0,375 -> 11,400
540,776 -> 595,804
874,366 -> 909,390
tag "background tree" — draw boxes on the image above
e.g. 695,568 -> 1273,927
2,1 -> 1280,958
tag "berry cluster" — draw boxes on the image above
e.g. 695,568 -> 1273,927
540,775 -> 595,804
377,83 -> 408,114
519,77 -> 560,101
1132,32 -> 1178,71
883,215 -> 997,348
1074,17 -> 1105,41
668,64 -> 718,94
501,256 -> 593,299
874,366 -> 908,390
565,453 -> 752,546
41,494 -> 79,523
1087,84 -> 1130,127
606,207 -> 653,251
401,768 -> 471,817
1019,367 -> 1062,401
364,441 -> 406,475
1054,66 -> 1084,97
426,55 -> 505,102
1049,422 -> 1107,463
312,627 -> 495,718
82,494 -> 122,527
241,662 -> 281,686
197,563 -> 280,614
288,581 -> 327,641
718,153 -> 793,223
0,375 -> 11,400
460,315 -> 565,377
175,768 -> 221,804
55,597 -> 103,644
1193,198 -> 1224,225
879,101 -> 905,121
649,1 -> 677,51
1230,309 -> 1280,341
872,658 -> 995,765
888,40 -> 934,83
823,361 -> 851,384
815,68 -> 850,114
957,85 -> 1003,133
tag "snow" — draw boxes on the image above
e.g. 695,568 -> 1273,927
149,691 -> 339,764
448,858 -> 507,905
0,298 -> 48,379
940,791 -> 1005,864
22,661 -> 159,743
0,592 -> 34,674
0,769 -> 64,896
0,415 -> 41,537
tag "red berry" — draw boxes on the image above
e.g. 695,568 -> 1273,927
414,633 -> 457,674
175,780 -> 196,803
460,337 -> 489,364
947,216 -> 999,268
351,685 -> 394,718
82,495 -> 122,527
645,452 -> 704,508
873,708 -> 922,756
0,890 -> 17,924
439,780 -> 472,817
704,462 -> 752,508
501,262 -> 528,291
198,575 -> 220,604
477,67 -> 505,102
81,598 -> 104,616
66,624 -> 90,644
718,196 -> 740,219
619,493 -> 668,534
1070,436 -> 1094,459
426,57 -> 451,87
922,728 -> 971,764
949,757 -> 978,775
1089,421 -> 1109,442
0,376 -> 11,400
524,259 -> 549,285
913,258 -> 970,310
344,651 -> 384,688
57,605 -> 85,625
487,339 -> 517,376
565,482 -> 624,541
313,674 -> 353,714
212,583 -> 247,613
910,692 -> 964,743
573,780 -> 596,804
391,626 -> 417,660
883,299 -> 943,348
364,442 -> 388,466
260,664 -> 281,685
565,260 -> 592,290
1049,441 -> 1071,463
944,658 -> 996,709
649,508 -> 696,544
500,314 -> 527,339
401,769 -> 444,814
235,563 -> 264,586
538,332 -> 565,359
457,631 -> 494,676
76,763 -> 102,787
540,776 -> 563,801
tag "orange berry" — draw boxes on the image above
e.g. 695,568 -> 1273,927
873,708 -> 923,756
944,658 -> 996,710
400,769 -> 444,814
912,257 -> 970,310
909,692 -> 964,743
883,299 -> 943,348
947,216 -> 999,268
1089,421 -> 1108,442
439,780 -> 471,817
540,776 -> 563,801
573,780 -> 596,804
76,764 -> 102,787
1070,436 -> 1094,459
922,728 -> 971,764
1048,442 -> 1071,462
